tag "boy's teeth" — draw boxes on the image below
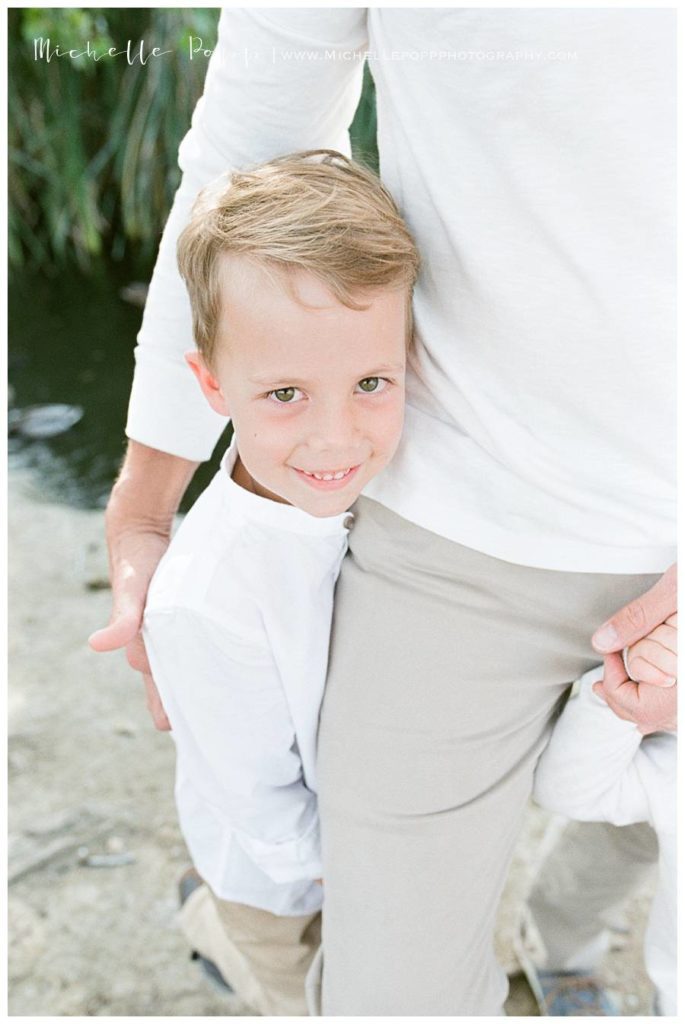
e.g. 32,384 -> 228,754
306,468 -> 350,481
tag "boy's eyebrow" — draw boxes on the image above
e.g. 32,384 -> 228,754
249,375 -> 310,387
361,363 -> 406,376
248,364 -> 406,387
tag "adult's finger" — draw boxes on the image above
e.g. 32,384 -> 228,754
592,681 -> 636,723
126,631 -> 151,675
143,673 -> 171,731
592,564 -> 677,652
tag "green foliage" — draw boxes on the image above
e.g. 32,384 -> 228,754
9,9 -> 379,274
10,8 -> 221,272
350,66 -> 378,174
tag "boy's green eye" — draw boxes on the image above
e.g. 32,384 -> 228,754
358,377 -> 380,393
272,387 -> 296,403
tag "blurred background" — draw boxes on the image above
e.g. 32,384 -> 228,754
7,8 -> 655,1016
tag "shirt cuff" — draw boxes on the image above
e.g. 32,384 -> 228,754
236,817 -> 323,885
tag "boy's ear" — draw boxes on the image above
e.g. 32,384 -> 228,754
185,350 -> 230,417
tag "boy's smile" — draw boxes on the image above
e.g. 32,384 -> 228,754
187,256 -> 408,517
293,465 -> 360,487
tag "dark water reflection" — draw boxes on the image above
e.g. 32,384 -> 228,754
9,263 -> 229,511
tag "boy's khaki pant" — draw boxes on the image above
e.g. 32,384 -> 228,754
180,497 -> 662,1014
525,818 -> 658,971
179,882 -> 321,1015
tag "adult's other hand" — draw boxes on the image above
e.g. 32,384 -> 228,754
88,440 -> 199,731
592,564 -> 677,665
593,651 -> 677,735
590,564 -> 677,734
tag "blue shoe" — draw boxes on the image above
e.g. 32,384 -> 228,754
535,971 -> 620,1016
513,914 -> 620,1015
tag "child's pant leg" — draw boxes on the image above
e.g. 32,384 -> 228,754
525,819 -> 658,971
179,882 -> 320,1015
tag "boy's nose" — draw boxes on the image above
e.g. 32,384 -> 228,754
308,403 -> 360,455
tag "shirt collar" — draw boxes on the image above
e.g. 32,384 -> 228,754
218,437 -> 352,536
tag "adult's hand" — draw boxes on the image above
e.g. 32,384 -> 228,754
591,564 -> 677,734
88,440 -> 199,730
593,651 -> 677,735
591,564 -> 677,658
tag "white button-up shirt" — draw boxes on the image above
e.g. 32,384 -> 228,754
143,442 -> 349,915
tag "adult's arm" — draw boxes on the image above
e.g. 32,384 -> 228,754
89,10 -> 369,722
591,564 -> 677,733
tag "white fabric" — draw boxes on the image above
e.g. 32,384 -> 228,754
143,441 -> 348,915
127,8 -> 675,573
534,670 -> 677,1015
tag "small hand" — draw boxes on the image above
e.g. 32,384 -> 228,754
624,613 -> 677,689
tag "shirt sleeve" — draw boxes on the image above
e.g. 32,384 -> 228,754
126,8 -> 369,460
533,672 -> 650,826
142,605 -> 322,883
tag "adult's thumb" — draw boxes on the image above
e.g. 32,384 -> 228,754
592,564 -> 677,653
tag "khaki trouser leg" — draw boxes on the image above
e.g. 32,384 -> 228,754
179,882 -> 321,1015
317,497 -> 659,1016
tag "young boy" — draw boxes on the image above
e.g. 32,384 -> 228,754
142,150 -> 419,1014
533,637 -> 677,1015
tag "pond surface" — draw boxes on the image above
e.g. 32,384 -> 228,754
9,263 -> 229,511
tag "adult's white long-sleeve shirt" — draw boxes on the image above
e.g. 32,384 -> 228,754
127,9 -> 675,573
142,442 -> 348,916
534,670 -> 677,1015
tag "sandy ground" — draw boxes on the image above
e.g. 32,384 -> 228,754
8,469 -> 658,1016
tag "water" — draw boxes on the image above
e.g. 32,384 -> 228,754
8,262 -> 230,511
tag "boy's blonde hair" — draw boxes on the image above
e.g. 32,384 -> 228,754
177,149 -> 420,365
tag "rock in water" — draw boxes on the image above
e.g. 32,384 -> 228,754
119,282 -> 149,307
8,404 -> 84,439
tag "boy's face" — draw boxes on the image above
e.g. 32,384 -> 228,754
188,256 -> 408,517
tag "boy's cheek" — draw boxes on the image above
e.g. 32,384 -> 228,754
379,401 -> 407,457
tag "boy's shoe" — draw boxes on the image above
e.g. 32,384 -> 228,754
529,971 -> 621,1016
178,867 -> 235,996
513,914 -> 620,1015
